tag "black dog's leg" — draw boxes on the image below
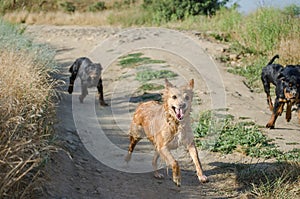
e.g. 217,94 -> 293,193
79,81 -> 88,103
266,98 -> 284,129
297,103 -> 300,124
97,77 -> 108,106
68,61 -> 80,94
261,75 -> 273,111
286,101 -> 292,122
68,74 -> 77,94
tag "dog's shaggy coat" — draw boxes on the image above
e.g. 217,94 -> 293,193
125,79 -> 207,186
68,57 -> 107,106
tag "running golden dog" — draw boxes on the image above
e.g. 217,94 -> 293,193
125,79 -> 208,186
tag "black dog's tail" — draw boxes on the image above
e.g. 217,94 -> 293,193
68,59 -> 81,94
267,54 -> 279,65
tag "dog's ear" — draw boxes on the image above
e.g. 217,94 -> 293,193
188,79 -> 194,89
278,73 -> 285,81
165,79 -> 174,88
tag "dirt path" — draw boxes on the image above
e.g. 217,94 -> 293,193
25,25 -> 299,199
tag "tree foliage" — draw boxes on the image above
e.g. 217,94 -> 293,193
143,0 -> 230,23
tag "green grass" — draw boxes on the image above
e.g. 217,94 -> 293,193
194,110 -> 299,161
136,69 -> 178,82
118,53 -> 165,68
139,83 -> 164,91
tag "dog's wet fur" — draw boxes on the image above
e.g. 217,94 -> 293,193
125,79 -> 208,186
68,57 -> 107,106
265,64 -> 300,128
261,54 -> 283,111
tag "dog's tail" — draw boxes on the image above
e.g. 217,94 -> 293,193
68,59 -> 81,94
267,54 -> 279,65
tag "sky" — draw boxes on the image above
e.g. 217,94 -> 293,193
227,0 -> 300,14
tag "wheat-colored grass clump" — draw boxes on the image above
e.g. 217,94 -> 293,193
0,50 -> 57,198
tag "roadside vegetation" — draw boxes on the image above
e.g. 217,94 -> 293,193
1,0 -> 299,197
0,20 -> 58,198
1,0 -> 299,91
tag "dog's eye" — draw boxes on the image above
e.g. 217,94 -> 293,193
172,95 -> 177,100
185,95 -> 189,100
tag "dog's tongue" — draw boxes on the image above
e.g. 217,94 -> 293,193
175,108 -> 184,120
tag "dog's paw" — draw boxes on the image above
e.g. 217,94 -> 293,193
173,176 -> 181,187
154,171 -> 164,179
100,101 -> 108,106
79,96 -> 84,103
124,152 -> 132,163
198,175 -> 208,183
68,86 -> 73,94
266,123 -> 274,129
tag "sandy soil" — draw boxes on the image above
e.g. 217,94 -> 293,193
25,25 -> 300,199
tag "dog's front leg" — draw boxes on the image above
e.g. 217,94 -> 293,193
187,142 -> 208,183
158,147 -> 181,187
266,98 -> 284,129
97,77 -> 108,106
286,101 -> 292,122
79,82 -> 88,103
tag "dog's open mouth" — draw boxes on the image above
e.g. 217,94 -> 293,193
172,106 -> 184,121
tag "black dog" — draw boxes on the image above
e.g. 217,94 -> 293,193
261,54 -> 283,111
68,57 -> 107,106
266,65 -> 300,128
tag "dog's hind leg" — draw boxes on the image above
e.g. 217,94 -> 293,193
97,77 -> 108,106
261,75 -> 273,111
125,135 -> 141,162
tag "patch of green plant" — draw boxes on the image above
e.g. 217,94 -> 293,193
0,19 -> 56,68
142,0 -> 229,24
227,55 -> 268,92
139,83 -> 164,91
136,69 -> 178,82
194,110 -> 279,158
118,53 -> 165,68
88,1 -> 106,12
59,1 -> 76,13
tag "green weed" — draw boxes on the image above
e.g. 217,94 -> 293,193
136,69 -> 178,82
139,83 -> 164,91
194,110 -> 299,161
118,53 -> 165,68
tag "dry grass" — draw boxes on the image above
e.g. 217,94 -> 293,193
0,50 -> 57,198
3,10 -> 114,26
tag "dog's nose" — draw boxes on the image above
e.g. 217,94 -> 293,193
180,103 -> 187,110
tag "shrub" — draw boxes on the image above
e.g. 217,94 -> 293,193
142,0 -> 229,23
0,19 -> 57,198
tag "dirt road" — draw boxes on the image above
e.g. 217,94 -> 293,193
25,25 -> 299,199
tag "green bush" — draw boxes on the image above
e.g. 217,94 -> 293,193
88,1 -> 106,12
142,0 -> 229,23
60,1 -> 76,12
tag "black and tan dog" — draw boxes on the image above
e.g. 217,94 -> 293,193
68,57 -> 107,106
266,65 -> 300,129
261,54 -> 283,111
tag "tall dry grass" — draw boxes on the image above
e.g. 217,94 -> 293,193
0,49 -> 57,198
3,10 -> 114,26
0,20 -> 58,197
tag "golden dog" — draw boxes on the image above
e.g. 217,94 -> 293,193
125,79 -> 208,186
